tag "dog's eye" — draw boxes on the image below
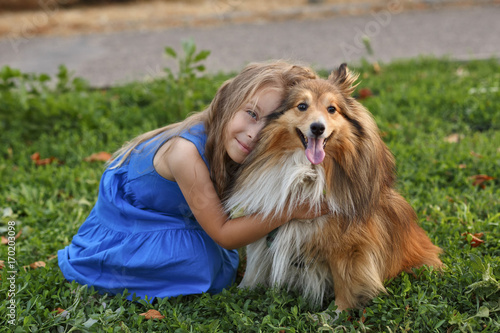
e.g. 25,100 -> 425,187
327,106 -> 336,114
297,103 -> 308,111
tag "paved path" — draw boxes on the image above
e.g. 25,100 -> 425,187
1,3 -> 499,87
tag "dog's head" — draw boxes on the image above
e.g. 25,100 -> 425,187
269,63 -> 364,165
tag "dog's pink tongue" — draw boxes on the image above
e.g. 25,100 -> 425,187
305,137 -> 325,165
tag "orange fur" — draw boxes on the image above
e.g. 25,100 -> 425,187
228,64 -> 443,311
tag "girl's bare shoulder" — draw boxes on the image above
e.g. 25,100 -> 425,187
153,137 -> 201,181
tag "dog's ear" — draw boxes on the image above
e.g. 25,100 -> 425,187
328,63 -> 359,96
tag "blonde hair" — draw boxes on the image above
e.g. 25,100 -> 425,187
109,60 -> 318,196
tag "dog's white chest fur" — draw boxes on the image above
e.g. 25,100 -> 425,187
240,216 -> 333,305
225,150 -> 336,305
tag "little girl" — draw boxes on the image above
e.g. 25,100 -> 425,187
58,60 -> 322,301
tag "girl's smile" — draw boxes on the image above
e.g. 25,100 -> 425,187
236,138 -> 251,154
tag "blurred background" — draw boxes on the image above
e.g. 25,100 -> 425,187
0,0 -> 435,38
1,0 -> 499,87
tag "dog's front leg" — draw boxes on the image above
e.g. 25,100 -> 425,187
239,239 -> 273,289
328,247 -> 386,311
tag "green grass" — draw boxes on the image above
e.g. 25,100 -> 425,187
0,57 -> 499,332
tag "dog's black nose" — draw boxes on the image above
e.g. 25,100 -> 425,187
310,122 -> 325,137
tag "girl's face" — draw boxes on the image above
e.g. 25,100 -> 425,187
224,87 -> 283,164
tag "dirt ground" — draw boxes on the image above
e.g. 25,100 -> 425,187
0,0 -> 461,39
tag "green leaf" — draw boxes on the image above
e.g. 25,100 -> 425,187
469,253 -> 485,273
433,319 -> 446,330
165,47 -> 177,58
39,74 -> 51,82
194,50 -> 211,62
402,273 -> 412,295
475,306 -> 490,318
83,318 -> 98,328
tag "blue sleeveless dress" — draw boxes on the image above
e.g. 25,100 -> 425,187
58,123 -> 239,300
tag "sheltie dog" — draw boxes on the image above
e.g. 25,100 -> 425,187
225,64 -> 443,311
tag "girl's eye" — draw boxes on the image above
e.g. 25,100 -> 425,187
327,106 -> 336,114
247,110 -> 258,120
297,103 -> 308,111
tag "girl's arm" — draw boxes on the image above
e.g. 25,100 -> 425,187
160,137 -> 322,250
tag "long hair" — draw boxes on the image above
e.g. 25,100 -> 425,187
109,60 -> 318,196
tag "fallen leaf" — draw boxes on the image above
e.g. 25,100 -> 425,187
23,261 -> 47,271
0,260 -> 4,269
458,164 -> 467,169
31,152 -> 59,166
31,152 -> 40,161
444,133 -> 464,143
139,309 -> 165,320
358,88 -> 373,100
470,175 -> 495,189
37,157 -> 58,165
84,151 -> 112,162
54,308 -> 65,314
462,232 -> 485,247
360,308 -> 367,323
30,261 -> 46,269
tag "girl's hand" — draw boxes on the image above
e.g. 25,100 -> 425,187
290,200 -> 330,221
